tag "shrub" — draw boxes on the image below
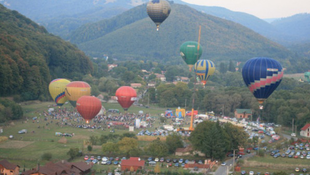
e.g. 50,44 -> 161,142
87,145 -> 93,152
41,152 -> 52,161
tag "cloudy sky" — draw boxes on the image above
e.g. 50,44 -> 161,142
181,0 -> 310,19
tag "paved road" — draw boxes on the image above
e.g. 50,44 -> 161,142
213,153 -> 255,175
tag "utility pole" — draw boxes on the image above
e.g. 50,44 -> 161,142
292,118 -> 294,133
232,149 -> 236,174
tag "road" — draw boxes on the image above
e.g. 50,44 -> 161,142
213,153 -> 255,175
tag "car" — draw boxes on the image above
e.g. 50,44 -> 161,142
160,157 -> 164,162
121,157 -> 126,160
291,133 -> 296,137
109,157 -> 114,161
173,159 -> 178,163
221,162 -> 226,166
294,155 -> 299,158
154,157 -> 159,162
300,155 -> 304,159
179,159 -> 183,163
18,129 -> 27,134
166,158 -> 171,163
97,156 -> 101,160
148,157 -> 153,162
106,161 -> 112,165
102,157 -> 108,161
307,155 -> 310,159
174,163 -> 179,167
92,159 -> 98,164
288,154 -> 293,158
302,168 -> 307,172
84,155 -> 89,160
193,167 -> 199,171
101,160 -> 107,165
249,171 -> 254,175
9,135 -> 13,139
295,167 -> 300,172
115,157 -> 119,161
264,172 -> 270,175
281,153 -> 286,157
241,170 -> 246,175
85,159 -> 91,163
181,163 -> 185,167
90,156 -> 94,160
113,161 -> 118,165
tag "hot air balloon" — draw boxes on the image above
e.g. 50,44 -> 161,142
65,81 -> 91,107
147,0 -> 171,31
180,41 -> 202,71
194,59 -> 216,86
242,57 -> 284,106
115,86 -> 137,111
76,96 -> 102,124
49,78 -> 71,106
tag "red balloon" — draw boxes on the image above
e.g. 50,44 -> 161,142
115,86 -> 137,111
76,96 -> 102,123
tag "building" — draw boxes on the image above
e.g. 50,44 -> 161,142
154,73 -> 166,82
175,145 -> 205,157
121,157 -> 145,171
234,109 -> 252,119
130,83 -> 142,89
21,161 -> 92,175
108,64 -> 118,71
0,159 -> 20,175
300,123 -> 310,137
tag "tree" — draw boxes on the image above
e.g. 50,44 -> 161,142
147,138 -> 169,157
219,62 -> 227,74
165,133 -> 183,154
228,60 -> 235,72
118,137 -> 138,156
102,142 -> 119,155
67,148 -> 79,159
87,145 -> 92,152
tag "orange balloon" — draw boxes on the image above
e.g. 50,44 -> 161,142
76,96 -> 102,123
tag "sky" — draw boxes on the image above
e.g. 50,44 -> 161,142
181,0 -> 310,19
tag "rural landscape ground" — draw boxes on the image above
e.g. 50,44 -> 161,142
0,101 -> 310,174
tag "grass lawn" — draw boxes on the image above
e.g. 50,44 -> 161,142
0,101 -> 189,171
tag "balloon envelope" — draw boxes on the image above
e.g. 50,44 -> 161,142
194,59 -> 215,85
65,81 -> 91,107
49,78 -> 71,106
180,41 -> 202,71
242,57 -> 284,104
147,0 -> 171,31
115,86 -> 137,111
76,96 -> 102,123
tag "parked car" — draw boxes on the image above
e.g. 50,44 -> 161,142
198,160 -> 203,164
84,155 -> 89,161
166,158 -> 171,163
302,168 -> 307,172
193,167 -> 199,171
90,156 -> 94,160
221,162 -> 226,166
154,157 -> 159,162
160,157 -> 164,162
249,171 -> 254,175
295,167 -> 300,172
241,170 -> 246,175
113,161 -> 118,165
102,157 -> 108,161
18,129 -> 27,134
148,157 -> 153,162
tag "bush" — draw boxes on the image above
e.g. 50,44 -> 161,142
87,145 -> 93,152
41,152 -> 52,161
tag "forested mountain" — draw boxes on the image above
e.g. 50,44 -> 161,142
271,13 -> 310,44
70,4 -> 294,69
0,4 -> 93,100
0,0 -> 147,39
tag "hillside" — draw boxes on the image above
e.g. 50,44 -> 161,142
0,4 -> 93,100
72,4 -> 292,66
271,13 -> 310,44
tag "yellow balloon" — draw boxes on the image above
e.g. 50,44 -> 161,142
49,78 -> 71,106
194,59 -> 215,85
65,81 -> 91,107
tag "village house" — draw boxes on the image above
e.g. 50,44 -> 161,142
0,159 -> 20,175
121,157 -> 145,171
147,82 -> 156,88
300,123 -> 310,137
154,73 -> 166,82
108,64 -> 118,71
234,109 -> 252,119
21,160 -> 92,175
175,145 -> 205,157
130,83 -> 142,89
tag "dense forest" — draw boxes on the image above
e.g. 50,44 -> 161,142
0,4 -> 93,100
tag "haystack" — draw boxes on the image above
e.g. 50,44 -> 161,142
58,137 -> 67,144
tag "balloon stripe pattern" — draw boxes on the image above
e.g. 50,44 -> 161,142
242,57 -> 283,103
194,59 -> 215,85
49,78 -> 71,106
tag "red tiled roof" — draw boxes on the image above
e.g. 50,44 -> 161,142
0,159 -> 19,170
184,163 -> 209,169
301,123 -> 310,131
121,157 -> 145,167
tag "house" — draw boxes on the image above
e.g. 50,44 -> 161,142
300,123 -> 310,137
235,109 -> 252,119
154,73 -> 166,82
121,157 -> 145,171
147,82 -> 155,88
130,83 -> 142,89
21,160 -> 92,175
184,159 -> 215,170
0,159 -> 20,175
175,145 -> 205,156
108,64 -> 118,71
